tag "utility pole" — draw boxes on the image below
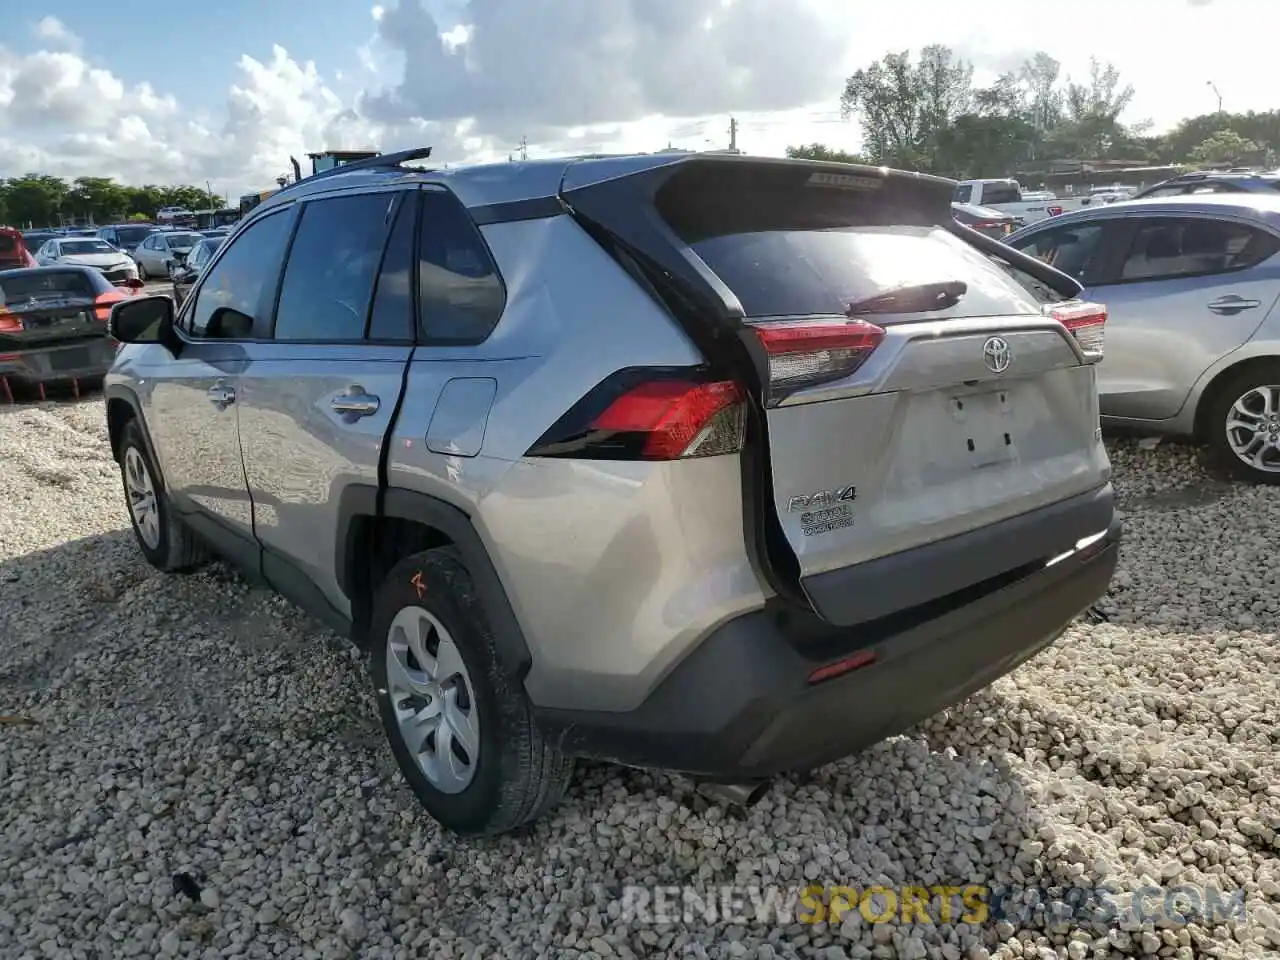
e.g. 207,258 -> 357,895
1207,81 -> 1223,114
728,116 -> 738,153
519,136 -> 528,161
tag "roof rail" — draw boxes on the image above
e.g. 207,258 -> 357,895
273,146 -> 434,196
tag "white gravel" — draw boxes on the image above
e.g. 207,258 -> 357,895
1,399 -> 1277,960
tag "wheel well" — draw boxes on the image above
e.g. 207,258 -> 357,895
1192,356 -> 1280,442
106,398 -> 135,462
346,515 -> 454,646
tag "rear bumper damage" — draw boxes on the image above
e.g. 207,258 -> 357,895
535,486 -> 1120,778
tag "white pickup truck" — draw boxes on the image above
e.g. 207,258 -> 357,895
954,179 -> 1093,225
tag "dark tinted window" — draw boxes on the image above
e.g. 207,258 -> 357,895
1142,185 -> 1190,198
116,226 -> 155,244
188,209 -> 291,339
273,193 -> 397,341
0,235 -> 14,253
0,270 -> 96,305
981,182 -> 1022,205
1119,218 -> 1280,282
1009,223 -> 1105,281
367,194 -> 416,342
418,190 -> 505,343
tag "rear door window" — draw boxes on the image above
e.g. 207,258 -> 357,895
1117,217 -> 1280,281
1009,223 -> 1106,282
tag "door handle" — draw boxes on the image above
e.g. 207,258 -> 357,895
1208,296 -> 1262,315
330,389 -> 380,419
207,383 -> 235,406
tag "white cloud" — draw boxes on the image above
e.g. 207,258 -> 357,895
32,16 -> 80,52
0,1 -> 1275,200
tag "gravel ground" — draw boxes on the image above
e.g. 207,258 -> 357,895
0,399 -> 1277,960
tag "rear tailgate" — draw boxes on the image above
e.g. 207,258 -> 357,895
564,156 -> 1112,626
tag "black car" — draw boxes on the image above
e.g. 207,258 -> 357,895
0,266 -> 139,397
21,230 -> 60,252
97,223 -> 159,255
1133,171 -> 1280,200
170,236 -> 224,306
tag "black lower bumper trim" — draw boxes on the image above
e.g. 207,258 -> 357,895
535,518 -> 1120,779
801,483 -> 1115,627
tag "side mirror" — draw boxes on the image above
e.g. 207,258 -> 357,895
108,295 -> 181,354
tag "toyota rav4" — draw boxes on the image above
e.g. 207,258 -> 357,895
104,149 -> 1120,836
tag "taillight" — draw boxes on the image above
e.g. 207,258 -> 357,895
527,372 -> 747,461
1047,206 -> 1064,217
1047,301 -> 1106,362
0,309 -> 21,333
750,318 -> 885,404
970,220 -> 1006,231
94,290 -> 126,322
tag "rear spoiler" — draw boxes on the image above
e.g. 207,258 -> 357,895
948,218 -> 1083,299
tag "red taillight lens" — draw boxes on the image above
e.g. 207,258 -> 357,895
1048,301 -> 1106,362
94,290 -> 126,322
751,318 -> 885,403
527,374 -> 747,461
1047,206 -> 1064,216
591,380 -> 746,460
0,309 -> 21,333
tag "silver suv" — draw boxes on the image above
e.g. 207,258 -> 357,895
104,149 -> 1121,837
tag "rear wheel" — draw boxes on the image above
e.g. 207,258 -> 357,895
136,259 -> 148,281
1201,365 -> 1280,484
368,547 -> 575,837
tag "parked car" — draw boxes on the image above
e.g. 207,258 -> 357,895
0,266 -> 140,395
22,230 -> 59,252
0,227 -> 38,271
98,223 -> 159,256
170,236 -> 224,306
951,202 -> 1022,239
33,236 -> 140,286
132,231 -> 204,280
954,179 -> 1093,225
103,149 -> 1119,836
1007,194 -> 1280,482
1133,170 -> 1280,200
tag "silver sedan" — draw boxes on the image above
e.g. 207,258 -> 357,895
1008,194 -> 1280,483
132,231 -> 205,281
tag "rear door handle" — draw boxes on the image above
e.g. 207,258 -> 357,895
207,383 -> 235,406
1208,296 -> 1262,314
331,389 -> 380,419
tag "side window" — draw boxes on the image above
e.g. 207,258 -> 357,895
188,210 -> 291,339
273,193 -> 398,341
418,190 -> 506,344
1010,223 -> 1106,281
189,244 -> 206,269
954,184 -> 973,204
366,193 -> 417,342
1119,218 -> 1280,282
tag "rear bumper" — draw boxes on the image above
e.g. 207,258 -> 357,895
0,338 -> 116,382
535,501 -> 1120,779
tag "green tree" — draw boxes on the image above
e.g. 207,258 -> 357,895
785,143 -> 865,163
66,177 -> 128,223
839,45 -> 973,172
1190,129 -> 1265,166
2,174 -> 69,227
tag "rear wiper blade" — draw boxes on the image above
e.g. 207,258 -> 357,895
846,280 -> 967,316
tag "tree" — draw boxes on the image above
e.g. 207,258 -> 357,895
840,45 -> 973,172
2,174 -> 69,227
1019,53 -> 1064,133
1190,129 -> 1265,166
785,143 -> 865,164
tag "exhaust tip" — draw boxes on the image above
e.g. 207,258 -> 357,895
696,779 -> 770,808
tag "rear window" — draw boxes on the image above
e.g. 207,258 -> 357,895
655,162 -> 1047,320
684,226 -> 1043,320
0,271 -> 95,305
116,226 -> 155,243
980,182 -> 1022,205
0,235 -> 16,253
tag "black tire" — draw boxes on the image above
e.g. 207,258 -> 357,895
136,260 -> 148,281
1200,364 -> 1280,485
118,419 -> 208,570
368,547 -> 575,837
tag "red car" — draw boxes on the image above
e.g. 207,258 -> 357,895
0,227 -> 38,272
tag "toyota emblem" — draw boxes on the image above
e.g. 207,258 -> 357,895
982,336 -> 1011,374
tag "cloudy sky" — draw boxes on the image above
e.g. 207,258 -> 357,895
0,0 -> 1269,200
